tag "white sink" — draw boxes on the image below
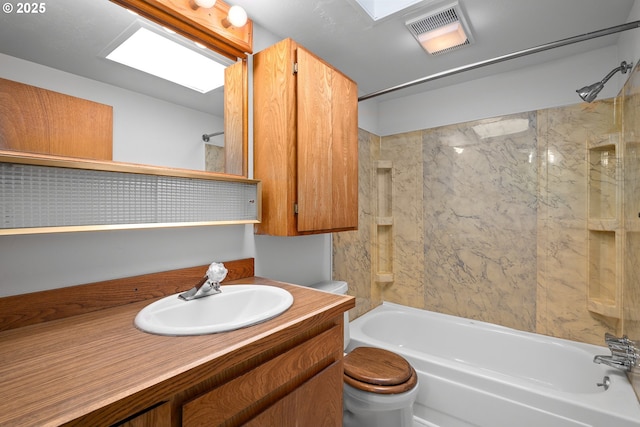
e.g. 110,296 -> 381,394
134,284 -> 294,336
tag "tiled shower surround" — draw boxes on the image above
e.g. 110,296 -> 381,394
334,64 -> 640,373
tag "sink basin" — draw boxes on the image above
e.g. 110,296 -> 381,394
134,284 -> 294,336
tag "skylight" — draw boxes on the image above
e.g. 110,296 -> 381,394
353,0 -> 425,21
105,26 -> 229,93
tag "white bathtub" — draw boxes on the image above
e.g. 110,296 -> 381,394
347,302 -> 640,427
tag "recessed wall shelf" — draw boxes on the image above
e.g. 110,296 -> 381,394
586,136 -> 622,318
375,160 -> 393,283
588,145 -> 617,219
0,152 -> 261,235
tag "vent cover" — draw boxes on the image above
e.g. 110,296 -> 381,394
406,2 -> 473,55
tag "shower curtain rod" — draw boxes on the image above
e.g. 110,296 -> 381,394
358,20 -> 640,102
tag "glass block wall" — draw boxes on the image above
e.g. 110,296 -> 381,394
1,163 -> 258,230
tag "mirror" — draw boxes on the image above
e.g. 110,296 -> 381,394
0,0 -> 249,176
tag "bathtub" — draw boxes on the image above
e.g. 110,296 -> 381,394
347,302 -> 640,427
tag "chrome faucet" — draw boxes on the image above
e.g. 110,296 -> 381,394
178,262 -> 228,301
178,276 -> 222,300
593,333 -> 639,372
605,333 -> 636,354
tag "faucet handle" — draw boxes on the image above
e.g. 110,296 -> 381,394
207,262 -> 228,283
604,333 -> 638,359
605,332 -> 622,343
605,332 -> 634,347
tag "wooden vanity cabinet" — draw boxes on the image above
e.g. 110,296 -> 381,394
1,265 -> 354,427
181,323 -> 343,426
253,38 -> 358,236
245,361 -> 343,426
70,317 -> 344,427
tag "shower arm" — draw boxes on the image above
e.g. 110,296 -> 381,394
202,131 -> 224,142
599,61 -> 632,86
358,20 -> 640,102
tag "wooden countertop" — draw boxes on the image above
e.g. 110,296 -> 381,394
0,277 -> 354,427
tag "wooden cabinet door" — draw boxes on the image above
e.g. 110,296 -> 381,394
296,47 -> 358,233
181,325 -> 342,426
253,38 -> 298,236
0,78 -> 113,160
329,61 -> 359,230
244,361 -> 343,427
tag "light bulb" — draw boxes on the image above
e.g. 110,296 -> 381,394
227,5 -> 247,27
194,0 -> 216,8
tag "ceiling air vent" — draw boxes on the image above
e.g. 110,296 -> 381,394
406,2 -> 473,56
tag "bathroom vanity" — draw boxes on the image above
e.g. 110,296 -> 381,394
0,259 -> 354,426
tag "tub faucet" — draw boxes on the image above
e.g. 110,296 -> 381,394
178,262 -> 227,301
593,333 -> 639,372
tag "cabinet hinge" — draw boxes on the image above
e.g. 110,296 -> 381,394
294,203 -> 298,214
293,62 -> 298,74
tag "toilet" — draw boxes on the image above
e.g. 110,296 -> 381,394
310,281 -> 419,427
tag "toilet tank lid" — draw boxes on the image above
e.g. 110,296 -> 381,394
310,280 -> 348,295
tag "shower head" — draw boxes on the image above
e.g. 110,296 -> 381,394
576,61 -> 633,103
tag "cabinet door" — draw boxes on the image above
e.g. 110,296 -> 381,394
296,48 -> 358,233
244,361 -> 343,427
0,78 -> 113,160
182,325 -> 342,426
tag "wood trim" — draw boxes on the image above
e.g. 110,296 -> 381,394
224,59 -> 247,176
0,220 -> 260,237
0,150 -> 259,183
110,0 -> 253,59
0,258 -> 254,332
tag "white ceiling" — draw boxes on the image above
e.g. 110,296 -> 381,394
0,0 -> 637,113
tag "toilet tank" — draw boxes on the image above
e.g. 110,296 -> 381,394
310,280 -> 349,350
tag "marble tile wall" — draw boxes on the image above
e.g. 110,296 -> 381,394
419,114 -> 538,331
336,109 -> 628,339
333,129 -> 379,320
334,64 -> 640,399
536,101 -> 619,343
205,145 -> 224,173
379,132 -> 425,309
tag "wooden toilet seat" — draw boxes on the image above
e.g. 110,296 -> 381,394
343,347 -> 418,394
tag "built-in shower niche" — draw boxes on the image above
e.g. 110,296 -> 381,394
375,160 -> 393,283
587,141 -> 622,318
588,145 -> 617,220
587,230 -> 620,317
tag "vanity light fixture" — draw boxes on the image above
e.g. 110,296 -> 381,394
192,0 -> 248,28
104,21 -> 234,93
194,0 -> 216,8
224,5 -> 248,28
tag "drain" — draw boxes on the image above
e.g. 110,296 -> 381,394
597,376 -> 611,391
